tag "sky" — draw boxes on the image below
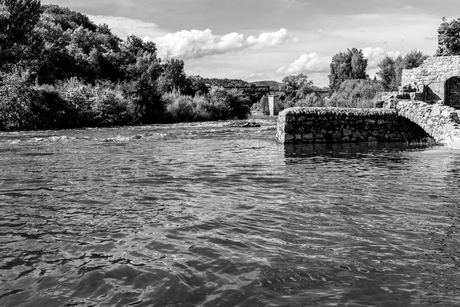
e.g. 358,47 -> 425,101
41,0 -> 459,87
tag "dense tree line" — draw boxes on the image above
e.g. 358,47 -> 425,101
0,0 -> 252,130
2,0 -> 458,129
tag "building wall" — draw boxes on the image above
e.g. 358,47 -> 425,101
401,56 -> 460,103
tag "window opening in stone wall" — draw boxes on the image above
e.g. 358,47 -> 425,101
445,76 -> 460,109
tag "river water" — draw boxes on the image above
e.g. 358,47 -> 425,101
1,119 -> 460,307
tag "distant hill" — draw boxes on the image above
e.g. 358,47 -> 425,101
201,78 -> 249,87
201,78 -> 283,90
249,80 -> 283,90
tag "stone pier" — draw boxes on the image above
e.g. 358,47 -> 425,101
276,107 -> 429,144
276,101 -> 460,148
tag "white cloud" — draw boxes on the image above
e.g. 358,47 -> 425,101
276,53 -> 331,75
88,15 -> 168,39
362,47 -> 401,69
246,28 -> 290,47
153,28 -> 291,60
276,48 -> 404,84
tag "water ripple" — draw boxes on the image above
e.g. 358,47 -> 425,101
1,122 -> 460,306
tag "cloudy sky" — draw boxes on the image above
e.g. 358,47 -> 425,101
41,0 -> 458,86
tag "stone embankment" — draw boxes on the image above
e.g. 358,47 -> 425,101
276,107 -> 430,144
396,100 -> 460,147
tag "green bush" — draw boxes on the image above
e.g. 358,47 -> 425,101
51,78 -> 97,126
90,82 -> 134,126
0,68 -> 35,130
164,91 -> 214,122
48,78 -> 135,127
294,93 -> 326,108
29,88 -> 78,129
328,79 -> 383,108
163,87 -> 252,122
165,93 -> 196,122
207,86 -> 251,120
0,72 -> 254,130
0,69 -> 83,130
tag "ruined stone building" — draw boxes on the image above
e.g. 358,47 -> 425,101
402,56 -> 460,109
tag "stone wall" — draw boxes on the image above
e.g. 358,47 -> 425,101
401,56 -> 460,102
276,107 -> 430,143
396,100 -> 460,146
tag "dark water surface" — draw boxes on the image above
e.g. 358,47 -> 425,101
1,120 -> 460,307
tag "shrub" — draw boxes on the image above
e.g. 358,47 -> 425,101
90,82 -> 134,126
294,93 -> 326,108
192,95 -> 213,121
164,91 -> 213,122
165,94 -> 196,122
52,78 -> 97,126
207,86 -> 251,120
328,79 -> 383,108
29,88 -> 78,129
39,78 -> 135,128
0,68 -> 35,130
163,87 -> 252,122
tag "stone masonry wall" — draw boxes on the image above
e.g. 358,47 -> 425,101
401,56 -> 460,102
396,100 -> 460,146
276,107 -> 430,144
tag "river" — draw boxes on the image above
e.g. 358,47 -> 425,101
1,119 -> 460,306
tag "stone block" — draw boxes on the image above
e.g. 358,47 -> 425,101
333,131 -> 342,139
431,105 -> 442,116
442,110 -> 455,118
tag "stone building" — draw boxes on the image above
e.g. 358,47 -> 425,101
402,56 -> 460,109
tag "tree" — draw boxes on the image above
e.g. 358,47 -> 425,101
207,87 -> 251,120
329,79 -> 383,108
159,59 -> 189,93
436,17 -> 460,56
329,48 -> 368,92
0,0 -> 42,68
40,4 -> 97,32
28,5 -> 124,84
0,67 -> 34,129
377,56 -> 397,91
126,51 -> 165,124
186,75 -> 209,96
281,73 -> 317,100
403,49 -> 428,69
376,50 -> 427,91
